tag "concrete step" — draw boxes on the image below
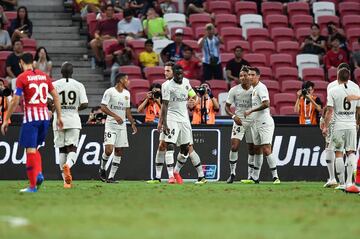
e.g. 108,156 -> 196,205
53,67 -> 103,75
52,61 -> 91,67
50,54 -> 89,61
37,40 -> 86,48
32,19 -> 73,27
53,74 -> 105,82
32,33 -> 83,40
33,26 -> 79,34
86,88 -> 108,94
29,12 -> 72,20
19,0 -> 64,5
88,97 -> 104,107
24,5 -> 64,12
46,47 -> 88,54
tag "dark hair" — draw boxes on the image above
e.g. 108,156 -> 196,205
13,38 -> 22,46
105,4 -> 114,10
331,36 -> 340,42
145,39 -> 153,46
16,6 -> 29,23
303,81 -> 315,89
249,67 -> 260,75
311,23 -> 320,29
164,61 -> 175,67
115,73 -> 127,83
337,63 -> 351,71
240,65 -> 250,73
150,83 -> 161,91
183,45 -> 193,52
20,53 -> 33,64
123,8 -> 134,18
173,64 -> 183,72
61,62 -> 73,79
234,46 -> 243,52
338,68 -> 350,82
34,47 -> 51,62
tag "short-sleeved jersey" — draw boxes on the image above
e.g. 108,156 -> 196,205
327,82 -> 360,130
101,87 -> 130,129
16,69 -> 54,123
251,81 -> 272,122
226,84 -> 253,122
52,78 -> 88,130
162,78 -> 193,123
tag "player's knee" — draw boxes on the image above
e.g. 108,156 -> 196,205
159,141 -> 167,151
180,144 -> 189,156
104,146 -> 113,156
166,143 -> 175,152
262,146 -> 271,156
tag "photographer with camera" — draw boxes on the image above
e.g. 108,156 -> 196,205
137,83 -> 161,124
294,81 -> 323,125
87,106 -> 106,124
0,79 -> 11,125
189,82 -> 219,124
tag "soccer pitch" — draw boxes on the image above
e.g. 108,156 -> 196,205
0,181 -> 359,239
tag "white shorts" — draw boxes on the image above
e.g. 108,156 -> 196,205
251,119 -> 275,146
159,129 -> 194,145
325,123 -> 335,144
54,129 -> 80,148
231,122 -> 253,144
104,124 -> 129,148
329,129 -> 357,152
164,121 -> 193,146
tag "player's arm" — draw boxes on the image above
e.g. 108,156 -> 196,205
346,95 -> 360,101
160,99 -> 169,134
78,103 -> 88,111
100,104 -> 123,124
49,88 -> 63,129
225,102 -> 242,125
356,107 -> 360,126
246,100 -> 269,116
323,106 -> 333,129
126,107 -> 137,134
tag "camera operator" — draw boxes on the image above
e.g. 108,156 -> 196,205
0,79 -> 11,125
294,81 -> 323,125
87,106 -> 106,124
137,83 -> 161,124
189,82 -> 219,124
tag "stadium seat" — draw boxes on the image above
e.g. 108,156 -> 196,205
251,40 -> 275,65
270,27 -> 294,43
128,79 -> 150,101
262,80 -> 280,102
327,67 -> 337,82
240,14 -> 263,39
235,1 -> 258,20
144,66 -> 164,82
316,92 -> 326,106
189,79 -> 202,88
257,66 -> 273,81
342,15 -> 360,32
0,51 -> 11,78
279,106 -> 297,116
290,15 -> 313,31
103,39 -> 117,67
265,15 -> 288,31
287,2 -> 310,17
261,2 -> 283,19
194,26 -> 206,39
243,53 -> 267,67
226,40 -> 250,53
338,2 -> 360,17
281,80 -> 303,93
273,93 -> 297,109
4,11 -> 16,29
134,91 -> 148,107
220,27 -> 243,45
317,15 -> 339,31
247,28 -> 269,44
354,68 -> 360,84
21,38 -> 37,51
275,67 -> 299,83
207,80 -> 228,98
220,53 -> 234,68
296,54 -> 320,78
311,80 -> 328,96
215,14 -> 238,34
163,13 -> 186,33
346,28 -> 360,45
295,27 -> 311,43
208,1 -> 232,14
270,53 -> 293,72
302,68 -> 325,82
313,2 -> 336,23
128,39 -> 146,56
189,13 -> 212,33
119,66 -> 143,79
276,41 -> 299,64
170,27 -> 193,40
352,41 -> 360,51
270,106 -> 277,115
153,39 -> 173,54
151,79 -> 166,85
182,39 -> 200,53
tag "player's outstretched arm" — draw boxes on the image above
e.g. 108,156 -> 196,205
1,94 -> 19,135
346,95 -> 360,101
126,108 -> 137,134
50,89 -> 63,130
100,104 -> 123,124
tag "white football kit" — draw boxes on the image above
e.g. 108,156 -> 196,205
52,78 -> 88,148
226,84 -> 253,143
101,87 -> 130,148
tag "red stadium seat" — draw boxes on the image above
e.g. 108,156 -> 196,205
251,40 -> 275,65
290,15 -> 313,31
302,68 -> 325,82
151,79 -> 166,85
189,14 -> 212,33
215,14 -> 238,34
220,27 -> 244,45
220,53 -> 234,68
352,41 -> 360,51
354,68 -> 360,84
270,106 -> 277,115
287,2 -> 310,17
281,80 -> 303,93
312,80 -> 328,96
21,38 -> 37,51
261,2 -> 283,19
102,39 -> 117,67
262,80 -> 280,102
194,26 -> 206,39
182,39 -> 200,53
276,41 -> 299,64
339,2 -> 360,17
270,27 -> 294,43
226,40 -> 250,53
265,15 -> 288,31
127,79 -> 150,101
274,93 -> 297,109
346,28 -> 360,45
247,28 -> 270,44
342,15 -> 360,32
128,39 -> 146,56
295,27 -> 311,43
0,51 -> 12,78
208,1 -> 232,14
235,1 -> 257,20
144,66 -> 164,82
189,79 -> 202,88
279,106 -> 297,115
275,67 -> 299,83
258,66 -> 273,81
207,80 -> 228,98
170,27 -> 193,40
4,11 -> 17,29
119,66 -> 143,79
317,15 -> 340,31
270,53 -> 293,72
327,67 -> 337,82
243,53 -> 267,67
134,91 -> 148,107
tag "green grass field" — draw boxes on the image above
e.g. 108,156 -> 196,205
0,181 -> 359,239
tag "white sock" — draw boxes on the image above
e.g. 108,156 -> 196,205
346,154 -> 357,185
325,148 -> 336,181
190,151 -> 204,178
66,151 -> 77,168
253,154 -> 263,181
108,156 -> 121,179
229,151 -> 238,175
174,153 -> 188,173
165,150 -> 175,178
101,153 -> 110,170
266,154 -> 279,179
155,150 -> 165,179
59,153 -> 66,181
248,154 -> 254,179
335,157 -> 345,185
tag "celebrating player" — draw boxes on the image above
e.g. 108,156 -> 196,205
160,64 -> 206,184
99,73 -> 137,183
51,62 -> 88,188
322,67 -> 360,191
244,67 -> 280,184
1,53 -> 63,193
225,66 -> 255,183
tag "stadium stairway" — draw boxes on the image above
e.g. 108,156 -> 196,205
19,0 -> 108,111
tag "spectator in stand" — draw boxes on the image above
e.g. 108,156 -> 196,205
188,82 -> 220,125
160,28 -> 188,63
0,0 -> 17,11
126,0 -> 154,18
139,39 -> 159,68
300,24 -> 327,59
0,5 -> 8,25
198,23 -> 223,82
177,46 -> 201,80
117,8 -> 144,40
137,83 -> 161,124
76,0 -> 102,19
0,78 -> 10,125
90,4 -> 119,66
87,106 -> 106,124
160,0 -> 176,15
352,38 -> 360,69
143,7 -> 168,39
326,22 -> 347,52
0,21 -> 11,51
107,31 -> 134,86
294,81 -> 322,125
185,0 -> 205,15
226,46 -> 249,83
8,6 -> 32,42
325,37 -> 349,70
5,38 -> 22,89
33,47 -> 52,77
